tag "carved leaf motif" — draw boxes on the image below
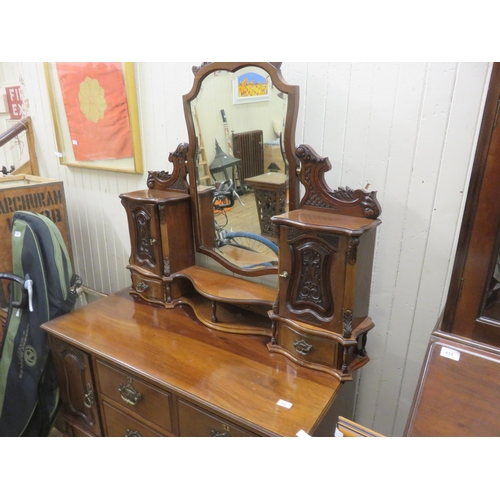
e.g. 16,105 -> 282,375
296,144 -> 381,219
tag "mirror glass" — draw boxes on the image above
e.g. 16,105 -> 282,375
184,63 -> 298,276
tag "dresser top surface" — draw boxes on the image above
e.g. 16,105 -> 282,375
42,290 -> 341,436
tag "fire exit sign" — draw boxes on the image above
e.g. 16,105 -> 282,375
5,86 -> 23,119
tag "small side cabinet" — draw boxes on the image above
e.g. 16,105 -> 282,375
119,144 -> 195,307
268,145 -> 381,381
120,189 -> 194,306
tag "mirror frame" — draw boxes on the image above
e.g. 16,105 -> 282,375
183,62 -> 299,277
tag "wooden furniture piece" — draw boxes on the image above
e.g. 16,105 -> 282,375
0,117 -> 39,177
119,144 -> 195,307
268,145 -> 381,381
245,172 -> 287,239
405,63 -> 500,436
336,416 -> 384,437
43,289 -> 349,437
48,62 -> 381,436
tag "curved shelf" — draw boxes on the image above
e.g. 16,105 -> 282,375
172,266 -> 277,336
172,266 -> 277,306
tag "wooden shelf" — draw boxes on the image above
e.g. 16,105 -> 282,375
176,293 -> 272,336
172,265 -> 277,306
172,265 -> 276,336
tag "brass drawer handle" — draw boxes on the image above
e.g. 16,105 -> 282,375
211,430 -> 230,437
294,339 -> 313,356
125,429 -> 142,437
118,380 -> 143,406
136,282 -> 149,293
279,271 -> 289,278
84,383 -> 94,408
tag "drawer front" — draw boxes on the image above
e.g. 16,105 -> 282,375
178,400 -> 257,437
130,270 -> 164,303
278,323 -> 338,367
96,360 -> 173,433
102,401 -> 163,437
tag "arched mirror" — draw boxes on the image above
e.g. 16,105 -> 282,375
183,62 -> 299,276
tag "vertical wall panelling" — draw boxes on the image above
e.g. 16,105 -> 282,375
355,62 -> 429,434
364,63 -> 461,435
391,62 -> 492,435
0,61 -> 491,436
322,63 -> 352,190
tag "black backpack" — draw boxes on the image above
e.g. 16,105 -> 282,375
0,211 -> 80,436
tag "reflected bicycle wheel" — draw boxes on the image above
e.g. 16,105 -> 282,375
225,232 -> 278,257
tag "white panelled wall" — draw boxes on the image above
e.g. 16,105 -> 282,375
0,62 -> 492,436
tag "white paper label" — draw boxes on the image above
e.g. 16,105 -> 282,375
72,140 -> 78,145
14,231 -> 21,237
277,399 -> 293,409
55,151 -> 63,158
440,346 -> 460,361
296,429 -> 311,437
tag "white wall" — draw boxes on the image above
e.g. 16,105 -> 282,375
0,62 -> 491,436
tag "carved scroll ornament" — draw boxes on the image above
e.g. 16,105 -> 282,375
296,144 -> 381,219
147,143 -> 190,192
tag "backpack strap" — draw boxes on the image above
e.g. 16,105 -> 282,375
55,274 -> 83,317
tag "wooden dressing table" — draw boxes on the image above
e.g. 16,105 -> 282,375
43,63 -> 380,437
44,289 -> 345,437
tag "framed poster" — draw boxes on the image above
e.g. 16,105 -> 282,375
44,62 -> 143,174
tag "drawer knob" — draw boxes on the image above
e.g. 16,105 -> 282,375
211,430 -> 230,437
294,339 -> 313,356
279,271 -> 289,279
125,429 -> 142,437
83,383 -> 94,408
118,381 -> 143,406
136,282 -> 149,293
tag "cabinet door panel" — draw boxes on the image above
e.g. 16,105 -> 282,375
279,225 -> 344,329
130,202 -> 162,275
49,337 -> 102,436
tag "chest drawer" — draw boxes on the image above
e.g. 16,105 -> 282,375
178,399 -> 258,437
102,401 -> 164,437
130,270 -> 165,304
96,360 -> 173,433
278,323 -> 338,366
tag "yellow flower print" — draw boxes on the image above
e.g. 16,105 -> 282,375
78,77 -> 107,123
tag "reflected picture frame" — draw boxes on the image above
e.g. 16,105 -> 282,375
44,62 -> 143,174
232,71 -> 271,105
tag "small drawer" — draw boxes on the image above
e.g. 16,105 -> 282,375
96,360 -> 173,433
102,401 -> 163,437
130,270 -> 164,303
178,400 -> 257,437
278,324 -> 338,367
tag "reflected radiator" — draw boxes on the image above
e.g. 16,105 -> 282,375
232,130 -> 264,184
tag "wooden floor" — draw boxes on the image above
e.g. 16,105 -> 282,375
214,191 -> 261,236
212,190 -> 279,268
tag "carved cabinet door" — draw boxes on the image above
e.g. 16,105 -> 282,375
128,201 -> 163,276
278,225 -> 347,331
49,337 -> 102,436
